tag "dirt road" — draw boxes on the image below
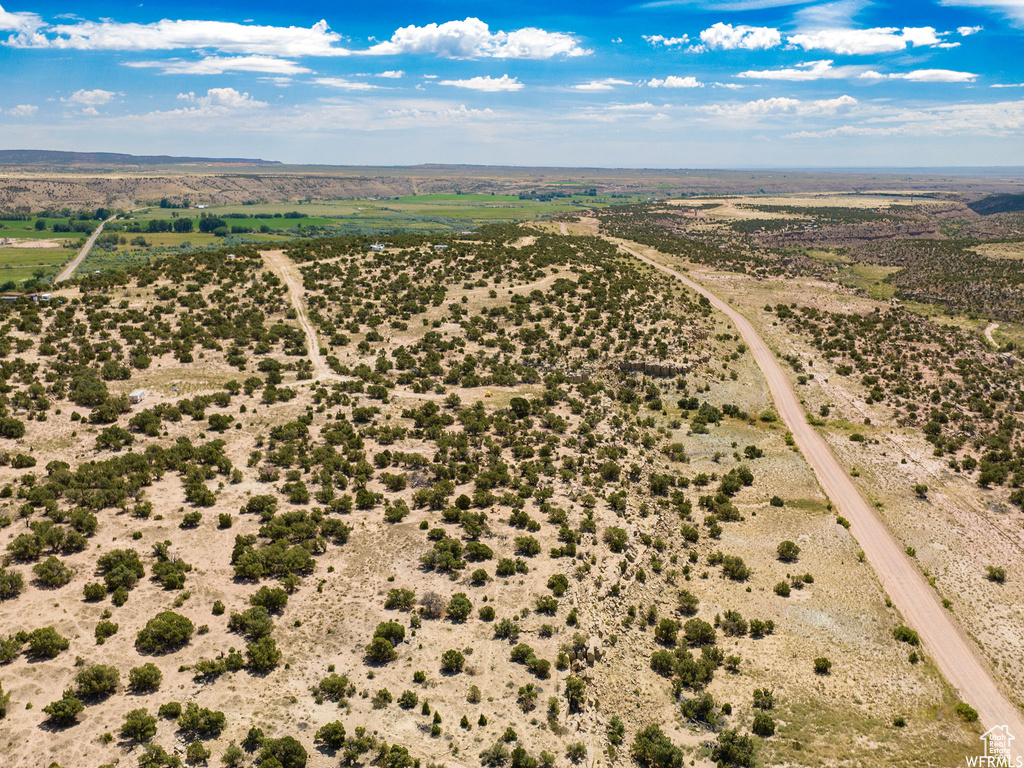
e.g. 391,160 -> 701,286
985,322 -> 1000,348
618,242 -> 1024,759
54,216 -> 113,283
262,249 -> 335,380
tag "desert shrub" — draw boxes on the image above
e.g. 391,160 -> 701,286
892,625 -> 920,646
565,676 -> 586,711
258,736 -> 307,768
177,703 -> 226,736
776,540 -> 800,562
813,657 -> 832,675
121,708 -> 158,741
752,712 -> 775,737
228,607 -> 274,639
33,556 -> 73,588
955,702 -> 979,722
185,741 -> 211,764
43,689 -> 83,726
366,637 -> 397,664
97,548 -> 145,591
441,649 -> 465,673
316,673 -> 350,702
26,626 -> 70,658
136,611 -> 194,653
250,586 -> 289,613
683,618 -> 715,646
720,611 -> 748,637
158,701 -> 182,719
83,582 -> 106,601
94,620 -> 119,644
603,527 -> 627,553
447,593 -> 473,622
398,689 -> 419,709
986,565 -> 1007,583
677,590 -> 699,616
547,573 -> 569,596
752,688 -> 774,710
0,567 -> 24,600
315,721 -> 346,750
654,618 -> 679,646
420,591 -> 446,619
774,581 -> 791,597
75,664 -> 119,698
566,743 -> 587,763
711,729 -> 755,767
138,743 -> 182,768
479,605 -> 496,621
246,636 -> 281,672
384,587 -> 416,610
630,724 -> 684,768
129,663 -> 163,692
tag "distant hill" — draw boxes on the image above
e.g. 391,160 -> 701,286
0,149 -> 280,166
967,193 -> 1024,215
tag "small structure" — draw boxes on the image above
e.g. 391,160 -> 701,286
369,243 -> 386,252
226,254 -> 236,260
1,293 -> 22,302
433,244 -> 449,252
129,389 -> 147,405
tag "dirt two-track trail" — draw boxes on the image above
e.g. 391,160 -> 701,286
615,242 -> 1024,761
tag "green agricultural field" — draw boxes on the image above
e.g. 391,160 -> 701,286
0,217 -> 80,241
0,246 -> 70,286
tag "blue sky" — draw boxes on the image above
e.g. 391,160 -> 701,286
1,1 -> 1023,167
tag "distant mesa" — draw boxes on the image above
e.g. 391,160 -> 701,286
0,149 -> 281,167
967,193 -> 1024,216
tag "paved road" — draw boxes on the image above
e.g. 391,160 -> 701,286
54,217 -> 114,283
618,242 -> 1024,760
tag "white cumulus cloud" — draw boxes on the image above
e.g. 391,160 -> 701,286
367,18 -> 588,59
126,55 -> 312,76
647,76 -> 704,88
66,89 -> 117,106
860,68 -> 978,82
696,23 -> 781,51
437,74 -> 524,91
177,87 -> 266,110
6,16 -> 349,56
957,25 -> 984,35
643,34 -> 690,46
788,26 -> 942,54
737,59 -> 868,81
573,78 -> 633,91
0,3 -> 43,34
378,70 -> 405,78
700,94 -> 857,118
7,104 -> 38,116
314,77 -> 382,90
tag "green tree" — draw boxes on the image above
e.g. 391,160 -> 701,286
74,664 -> 120,699
129,663 -> 163,692
136,612 -> 194,653
43,689 -> 84,726
121,708 -> 158,741
246,636 -> 281,672
441,649 -> 465,673
258,736 -> 307,768
26,626 -> 70,658
565,676 -> 586,712
33,556 -> 73,588
630,724 -> 684,768
447,592 -> 473,622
